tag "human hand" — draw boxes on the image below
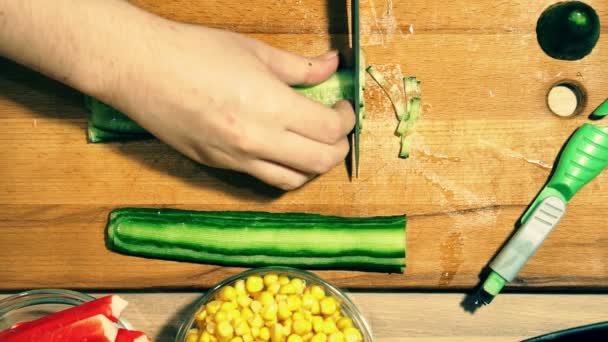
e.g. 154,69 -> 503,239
105,19 -> 355,190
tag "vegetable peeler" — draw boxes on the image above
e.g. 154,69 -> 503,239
476,123 -> 608,305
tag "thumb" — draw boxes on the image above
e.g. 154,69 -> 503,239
248,41 -> 340,86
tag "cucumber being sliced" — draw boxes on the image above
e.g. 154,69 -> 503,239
106,208 -> 407,273
86,50 -> 367,143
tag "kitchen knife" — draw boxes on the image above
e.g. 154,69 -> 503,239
351,0 -> 361,178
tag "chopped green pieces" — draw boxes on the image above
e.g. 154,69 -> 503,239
366,67 -> 423,159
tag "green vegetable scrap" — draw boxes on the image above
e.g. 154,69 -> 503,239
367,66 -> 422,159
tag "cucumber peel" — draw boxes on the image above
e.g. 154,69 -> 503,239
85,50 -> 367,143
106,208 -> 407,273
366,67 -> 422,159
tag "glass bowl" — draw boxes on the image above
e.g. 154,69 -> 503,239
0,289 -> 132,333
175,266 -> 373,342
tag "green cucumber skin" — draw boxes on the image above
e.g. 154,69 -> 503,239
89,98 -> 148,133
106,208 -> 406,273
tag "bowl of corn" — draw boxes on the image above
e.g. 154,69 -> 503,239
176,266 -> 373,342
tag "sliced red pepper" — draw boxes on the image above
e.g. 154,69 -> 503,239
40,314 -> 118,342
116,328 -> 152,342
0,295 -> 127,341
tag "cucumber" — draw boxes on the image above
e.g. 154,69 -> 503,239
85,50 -> 366,142
106,208 -> 406,273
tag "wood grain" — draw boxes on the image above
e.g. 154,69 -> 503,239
3,292 -> 606,341
1,0 -> 607,290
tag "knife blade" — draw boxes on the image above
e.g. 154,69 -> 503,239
351,0 -> 361,178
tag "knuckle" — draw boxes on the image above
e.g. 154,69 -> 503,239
230,130 -> 256,155
324,117 -> 344,144
276,176 -> 307,191
313,151 -> 337,174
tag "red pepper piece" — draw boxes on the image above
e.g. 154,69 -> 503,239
0,295 -> 127,341
40,314 -> 118,342
116,328 -> 152,342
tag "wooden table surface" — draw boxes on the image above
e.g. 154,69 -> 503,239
1,0 -> 607,290
2,291 -> 607,341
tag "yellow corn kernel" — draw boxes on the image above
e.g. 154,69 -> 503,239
302,311 -> 313,321
263,273 -> 279,287
283,317 -> 293,335
264,318 -> 278,328
267,282 -> 281,295
290,278 -> 306,294
261,302 -> 278,321
329,312 -> 341,322
235,320 -> 250,336
311,301 -> 321,315
342,327 -> 362,342
196,309 -> 208,322
248,314 -> 264,328
221,301 -> 238,312
241,307 -> 254,321
279,275 -> 290,285
259,327 -> 271,341
199,331 -> 212,342
206,322 -> 217,334
287,335 -> 304,342
302,333 -> 314,341
287,295 -> 302,312
186,329 -> 199,342
278,301 -> 292,320
215,310 -> 229,323
250,300 -> 262,313
233,317 -> 245,328
328,331 -> 345,342
302,294 -> 316,311
322,319 -> 338,335
292,311 -> 305,322
209,336 -> 218,342
275,294 -> 288,302
320,297 -> 337,316
206,300 -> 223,315
293,319 -> 313,335
237,294 -> 252,308
234,279 -> 246,295
258,291 -> 274,306
229,337 -> 243,342
271,323 -> 285,342
242,335 -> 253,342
217,321 -> 234,339
228,309 -> 241,322
280,283 -> 297,295
311,333 -> 328,342
309,286 -> 325,300
246,276 -> 264,293
250,326 -> 260,338
312,316 -> 324,333
336,317 -> 353,330
219,286 -> 237,301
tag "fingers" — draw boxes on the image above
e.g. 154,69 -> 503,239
284,99 -> 356,145
245,159 -> 312,191
257,131 -> 350,175
247,39 -> 340,86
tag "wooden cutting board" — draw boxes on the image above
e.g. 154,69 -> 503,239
1,0 -> 606,290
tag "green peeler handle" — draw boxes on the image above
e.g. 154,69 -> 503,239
522,123 -> 608,223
